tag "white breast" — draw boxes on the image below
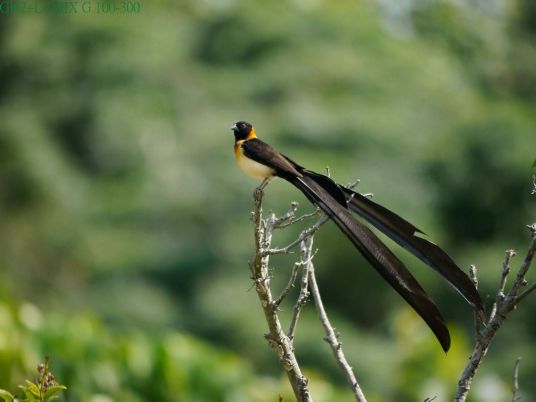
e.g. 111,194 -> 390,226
236,145 -> 275,180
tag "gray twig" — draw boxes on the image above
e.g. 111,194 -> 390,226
516,281 -> 536,304
308,252 -> 367,402
468,265 -> 482,340
346,179 -> 360,189
454,224 -> 536,402
489,250 -> 516,322
512,357 -> 522,402
275,208 -> 321,229
262,215 -> 329,256
509,224 -> 536,298
273,260 -> 302,309
513,225 -> 536,304
251,187 -> 312,402
288,237 -> 314,340
273,201 -> 300,228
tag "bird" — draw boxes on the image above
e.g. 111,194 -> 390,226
231,120 -> 484,352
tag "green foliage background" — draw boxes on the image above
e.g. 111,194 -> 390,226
0,0 -> 535,401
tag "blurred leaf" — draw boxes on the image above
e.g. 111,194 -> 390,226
23,381 -> 40,398
0,390 -> 14,402
43,385 -> 67,401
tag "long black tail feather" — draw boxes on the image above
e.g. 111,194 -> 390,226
286,172 -> 451,352
341,188 -> 484,315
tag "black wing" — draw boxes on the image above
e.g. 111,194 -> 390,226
241,138 -> 303,178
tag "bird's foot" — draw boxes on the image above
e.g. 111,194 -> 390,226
254,186 -> 264,200
259,177 -> 271,190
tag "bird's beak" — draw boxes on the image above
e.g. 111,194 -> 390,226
230,123 -> 237,131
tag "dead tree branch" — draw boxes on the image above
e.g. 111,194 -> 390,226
251,187 -> 311,402
288,237 -> 314,341
454,223 -> 536,402
512,357 -> 522,402
250,181 -> 367,402
307,248 -> 367,402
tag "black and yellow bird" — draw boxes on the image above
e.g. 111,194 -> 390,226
231,120 -> 484,352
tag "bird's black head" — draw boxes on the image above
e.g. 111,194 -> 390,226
231,121 -> 254,141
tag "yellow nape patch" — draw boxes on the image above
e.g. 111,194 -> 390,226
234,141 -> 274,180
245,128 -> 257,140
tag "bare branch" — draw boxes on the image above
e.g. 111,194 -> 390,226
498,250 -> 516,295
346,179 -> 360,189
468,265 -> 483,339
250,187 -> 312,402
273,261 -> 302,309
273,201 -> 299,228
273,248 -> 317,309
516,281 -> 536,304
489,249 -> 516,322
288,237 -> 314,340
510,224 -> 536,298
263,214 -> 329,256
308,257 -> 367,402
512,357 -> 522,402
275,208 -> 321,229
468,264 -> 478,290
454,223 -> 536,402
513,224 -> 536,304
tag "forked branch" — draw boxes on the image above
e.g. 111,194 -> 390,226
251,188 -> 311,402
454,223 -> 536,402
250,183 -> 366,402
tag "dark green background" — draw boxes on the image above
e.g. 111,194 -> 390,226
0,0 -> 535,401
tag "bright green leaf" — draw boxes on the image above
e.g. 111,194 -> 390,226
0,389 -> 15,402
532,158 -> 536,168
43,385 -> 67,401
24,381 -> 40,398
18,384 -> 38,401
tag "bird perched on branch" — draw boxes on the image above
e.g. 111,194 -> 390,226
231,120 -> 484,352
